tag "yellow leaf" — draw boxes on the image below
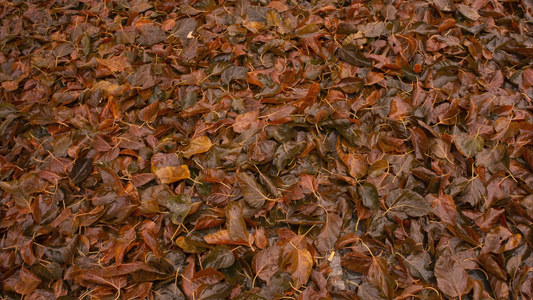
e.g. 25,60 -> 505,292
182,136 -> 212,158
153,165 -> 189,184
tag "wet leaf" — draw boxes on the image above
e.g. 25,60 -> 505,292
162,194 -> 192,225
341,251 -> 373,274
315,213 -> 342,255
3,0 -> 533,297
290,249 -> 313,289
454,133 -> 484,158
404,252 -> 434,282
70,157 -> 94,184
182,136 -> 212,158
252,245 -> 281,284
384,189 -> 432,220
14,267 -> 42,295
358,183 -> 379,210
432,195 -> 457,226
153,165 -> 190,185
457,4 -> 481,20
434,254 -> 474,297
367,256 -> 395,298
226,201 -> 249,242
222,66 -> 250,85
235,172 -> 268,208
202,246 -> 235,270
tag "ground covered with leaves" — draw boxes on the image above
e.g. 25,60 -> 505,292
1,0 -> 533,299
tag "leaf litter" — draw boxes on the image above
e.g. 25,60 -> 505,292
1,0 -> 533,299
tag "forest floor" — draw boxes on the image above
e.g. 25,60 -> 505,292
1,0 -> 533,299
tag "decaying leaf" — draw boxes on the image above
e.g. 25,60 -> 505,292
153,165 -> 190,185
235,172 -> 268,208
384,189 -> 432,220
182,136 -> 212,158
1,0 -> 531,298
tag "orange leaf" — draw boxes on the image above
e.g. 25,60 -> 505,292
182,136 -> 212,158
153,165 -> 190,184
290,249 -> 313,289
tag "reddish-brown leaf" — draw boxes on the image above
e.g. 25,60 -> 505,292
14,267 -> 41,295
432,195 -> 457,226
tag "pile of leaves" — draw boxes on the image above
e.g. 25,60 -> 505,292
1,0 -> 533,298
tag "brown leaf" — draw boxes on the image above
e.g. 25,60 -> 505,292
367,256 -> 395,298
20,240 -> 37,266
457,4 -> 480,20
432,195 -> 457,226
482,226 -> 521,254
138,101 -> 160,123
434,254 -> 474,297
226,201 -> 249,242
203,230 -> 252,246
14,267 -> 42,295
315,213 -> 342,255
182,136 -> 212,158
410,128 -> 428,161
235,172 -> 268,208
341,251 -> 373,274
96,56 -> 132,73
153,165 -> 190,185
182,256 -> 195,299
475,208 -> 505,232
290,249 -> 313,289
252,245 -> 281,284
232,110 -> 260,133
